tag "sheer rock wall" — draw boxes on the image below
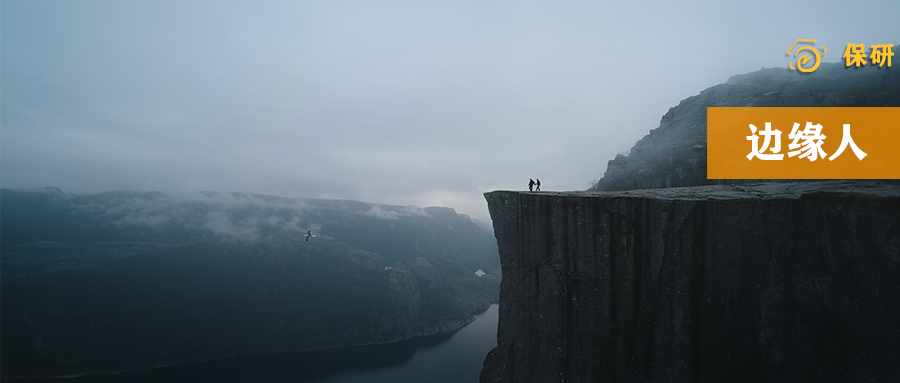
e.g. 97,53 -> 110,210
481,182 -> 900,383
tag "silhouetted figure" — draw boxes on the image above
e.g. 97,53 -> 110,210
302,230 -> 316,241
536,179 -> 541,191
528,179 -> 535,191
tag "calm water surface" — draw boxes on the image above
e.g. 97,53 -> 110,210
20,304 -> 499,383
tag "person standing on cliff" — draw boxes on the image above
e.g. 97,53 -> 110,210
536,179 -> 541,191
528,179 -> 535,191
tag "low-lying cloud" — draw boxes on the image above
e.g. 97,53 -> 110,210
72,191 -> 312,241
61,190 -> 443,242
362,205 -> 431,221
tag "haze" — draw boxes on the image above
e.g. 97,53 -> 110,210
2,0 -> 897,223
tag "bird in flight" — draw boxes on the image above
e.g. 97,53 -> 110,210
302,230 -> 316,241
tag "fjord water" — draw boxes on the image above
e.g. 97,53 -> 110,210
22,304 -> 499,383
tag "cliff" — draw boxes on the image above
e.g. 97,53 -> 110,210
481,181 -> 900,382
591,62 -> 900,191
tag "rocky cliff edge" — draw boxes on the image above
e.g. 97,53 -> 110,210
481,181 -> 900,382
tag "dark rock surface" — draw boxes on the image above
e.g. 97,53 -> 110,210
591,62 -> 900,191
481,181 -> 900,382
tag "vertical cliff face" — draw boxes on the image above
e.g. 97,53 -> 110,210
481,182 -> 900,383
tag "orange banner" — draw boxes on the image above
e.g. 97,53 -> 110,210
707,107 -> 900,179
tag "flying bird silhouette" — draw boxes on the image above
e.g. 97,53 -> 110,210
302,230 -> 316,241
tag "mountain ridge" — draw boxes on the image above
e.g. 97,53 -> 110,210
0,187 -> 500,378
591,62 -> 900,191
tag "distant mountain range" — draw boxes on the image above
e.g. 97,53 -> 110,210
0,187 -> 500,378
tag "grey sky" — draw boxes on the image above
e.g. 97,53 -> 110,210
2,0 -> 897,223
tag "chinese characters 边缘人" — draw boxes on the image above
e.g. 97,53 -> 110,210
787,122 -> 827,161
746,122 -> 866,162
746,123 -> 784,160
829,124 -> 867,160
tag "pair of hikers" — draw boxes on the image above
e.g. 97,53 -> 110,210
528,178 -> 541,191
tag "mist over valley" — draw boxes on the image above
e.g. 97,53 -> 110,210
1,187 -> 500,378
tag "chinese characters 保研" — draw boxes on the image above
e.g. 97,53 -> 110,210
786,39 -> 893,72
843,43 -> 894,68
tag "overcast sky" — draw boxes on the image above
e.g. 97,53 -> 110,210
2,0 -> 897,223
